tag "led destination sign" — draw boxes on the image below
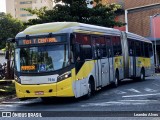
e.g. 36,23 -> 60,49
19,38 -> 57,45
21,65 -> 36,71
18,36 -> 66,45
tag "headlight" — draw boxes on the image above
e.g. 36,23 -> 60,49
14,75 -> 21,84
57,71 -> 71,82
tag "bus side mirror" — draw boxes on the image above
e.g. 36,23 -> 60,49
5,50 -> 9,60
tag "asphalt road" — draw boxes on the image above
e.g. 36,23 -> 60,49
1,75 -> 160,119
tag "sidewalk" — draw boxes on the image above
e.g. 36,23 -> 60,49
155,72 -> 160,76
0,79 -> 16,103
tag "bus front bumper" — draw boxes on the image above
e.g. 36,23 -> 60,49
15,78 -> 75,98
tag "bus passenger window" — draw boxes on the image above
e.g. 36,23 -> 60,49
75,43 -> 81,61
106,37 -> 113,58
81,35 -> 92,60
109,49 -> 112,57
100,37 -> 107,57
92,46 -> 97,59
75,33 -> 92,60
128,39 -> 134,56
149,44 -> 153,57
144,43 -> 149,58
135,41 -> 141,57
112,36 -> 122,56
129,49 -> 133,56
141,42 -> 144,57
70,46 -> 74,63
96,44 -> 103,59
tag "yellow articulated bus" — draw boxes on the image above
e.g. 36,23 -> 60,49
11,22 -> 154,100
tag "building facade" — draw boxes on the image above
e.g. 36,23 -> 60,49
6,0 -> 53,22
102,0 -> 160,66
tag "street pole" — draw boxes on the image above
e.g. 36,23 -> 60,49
6,42 -> 11,79
125,10 -> 128,32
152,14 -> 160,67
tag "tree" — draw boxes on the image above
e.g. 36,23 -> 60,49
0,13 -> 25,79
25,0 -> 125,27
0,13 -> 25,49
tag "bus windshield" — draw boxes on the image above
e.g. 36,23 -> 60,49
15,44 -> 69,73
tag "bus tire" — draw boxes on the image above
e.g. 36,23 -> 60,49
139,68 -> 145,81
84,79 -> 95,99
113,71 -> 119,88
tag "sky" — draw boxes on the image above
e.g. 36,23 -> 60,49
0,0 -> 6,12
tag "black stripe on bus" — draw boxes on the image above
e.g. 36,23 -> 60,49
17,64 -> 75,76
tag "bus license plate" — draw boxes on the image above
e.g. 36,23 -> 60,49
35,91 -> 44,95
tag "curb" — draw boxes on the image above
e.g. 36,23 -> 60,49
0,95 -> 17,104
155,73 -> 160,76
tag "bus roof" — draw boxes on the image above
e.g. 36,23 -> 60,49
16,22 -> 152,44
126,32 -> 152,43
16,22 -> 121,38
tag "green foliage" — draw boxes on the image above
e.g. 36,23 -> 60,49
24,7 -> 47,18
25,0 -> 125,28
53,0 -> 101,4
0,13 -> 25,49
0,82 -> 15,96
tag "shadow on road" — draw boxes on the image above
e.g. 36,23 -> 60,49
18,77 -> 156,107
19,97 -> 85,107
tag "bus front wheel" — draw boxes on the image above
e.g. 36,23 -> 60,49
84,79 -> 94,99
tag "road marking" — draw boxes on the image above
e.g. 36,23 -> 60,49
81,99 -> 159,107
114,90 -> 126,94
1,99 -> 40,104
152,83 -> 160,86
122,93 -> 160,98
103,90 -> 126,95
1,100 -> 37,104
144,88 -> 157,92
0,105 -> 14,107
120,100 -> 157,102
127,88 -> 141,93
81,102 -> 145,107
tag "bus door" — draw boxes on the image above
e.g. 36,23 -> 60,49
100,37 -> 110,87
133,48 -> 136,77
92,37 -> 102,88
106,37 -> 114,83
129,40 -> 136,77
